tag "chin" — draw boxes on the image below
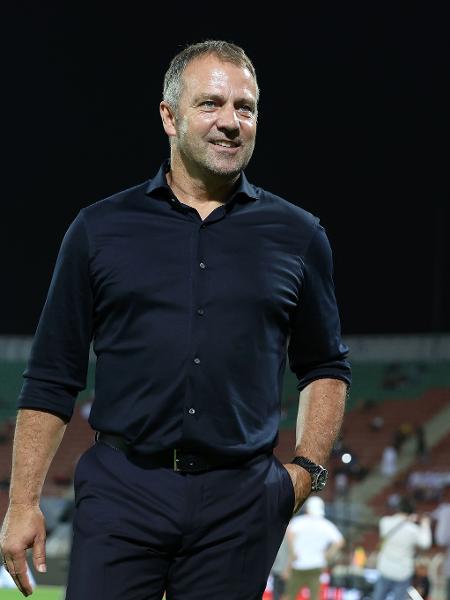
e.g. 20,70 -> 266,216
206,158 -> 250,179
209,166 -> 242,179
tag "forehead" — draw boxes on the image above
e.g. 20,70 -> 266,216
181,55 -> 257,100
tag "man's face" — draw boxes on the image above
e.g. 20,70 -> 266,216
172,55 -> 258,179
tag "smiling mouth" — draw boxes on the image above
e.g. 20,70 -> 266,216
210,141 -> 241,151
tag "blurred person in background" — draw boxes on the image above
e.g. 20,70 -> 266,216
434,498 -> 450,600
428,552 -> 447,600
0,39 -> 350,599
380,444 -> 398,478
372,497 -> 432,600
285,496 -> 345,600
414,424 -> 428,463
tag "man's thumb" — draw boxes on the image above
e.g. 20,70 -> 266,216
32,536 -> 47,573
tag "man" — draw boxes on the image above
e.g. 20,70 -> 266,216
285,495 -> 345,600
434,499 -> 450,600
0,40 -> 350,599
372,497 -> 432,600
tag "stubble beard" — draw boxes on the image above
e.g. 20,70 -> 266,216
175,122 -> 255,180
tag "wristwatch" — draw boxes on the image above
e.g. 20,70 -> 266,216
291,456 -> 328,491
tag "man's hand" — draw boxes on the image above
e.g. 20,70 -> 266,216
0,504 -> 47,597
1,410 -> 66,597
282,463 -> 311,513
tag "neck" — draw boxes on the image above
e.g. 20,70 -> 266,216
167,150 -> 239,205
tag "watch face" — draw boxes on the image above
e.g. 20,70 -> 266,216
313,468 -> 328,491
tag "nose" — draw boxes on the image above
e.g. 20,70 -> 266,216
216,104 -> 239,135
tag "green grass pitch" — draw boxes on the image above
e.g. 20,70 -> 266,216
0,587 -> 64,600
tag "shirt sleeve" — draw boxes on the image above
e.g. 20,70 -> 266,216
17,211 -> 93,420
287,223 -> 351,391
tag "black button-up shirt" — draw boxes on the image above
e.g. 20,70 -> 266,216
19,161 -> 351,457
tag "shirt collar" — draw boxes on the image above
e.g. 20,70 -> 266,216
145,159 -> 259,204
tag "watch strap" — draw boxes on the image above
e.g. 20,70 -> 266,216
291,456 -> 328,492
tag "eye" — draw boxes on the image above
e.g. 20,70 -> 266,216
238,105 -> 255,116
200,101 -> 216,109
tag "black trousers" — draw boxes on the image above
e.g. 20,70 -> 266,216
65,441 -> 294,600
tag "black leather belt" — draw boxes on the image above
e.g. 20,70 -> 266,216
95,432 -> 266,473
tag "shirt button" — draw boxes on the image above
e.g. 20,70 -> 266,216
193,357 -> 201,364
199,261 -> 206,269
188,408 -> 196,415
200,224 -> 206,229
197,308 -> 205,316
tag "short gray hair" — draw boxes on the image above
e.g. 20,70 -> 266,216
163,40 -> 259,114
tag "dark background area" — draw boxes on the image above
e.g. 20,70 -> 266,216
2,3 -> 449,336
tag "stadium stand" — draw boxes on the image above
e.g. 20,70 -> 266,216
1,334 -> 450,594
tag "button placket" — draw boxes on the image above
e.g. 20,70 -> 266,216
188,223 -> 209,422
197,223 -> 207,318
184,220 -> 210,426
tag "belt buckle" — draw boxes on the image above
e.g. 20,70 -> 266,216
173,449 -> 209,472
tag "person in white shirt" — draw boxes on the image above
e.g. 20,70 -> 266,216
373,497 -> 432,600
285,495 -> 344,600
434,501 -> 450,600
381,445 -> 398,478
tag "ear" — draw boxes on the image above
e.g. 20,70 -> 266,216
160,101 -> 177,138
